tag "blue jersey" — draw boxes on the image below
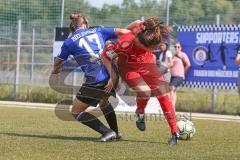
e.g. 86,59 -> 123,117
58,27 -> 117,84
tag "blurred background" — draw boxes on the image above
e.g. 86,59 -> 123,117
0,0 -> 239,114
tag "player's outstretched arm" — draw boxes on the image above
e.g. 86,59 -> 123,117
125,20 -> 143,34
115,28 -> 131,36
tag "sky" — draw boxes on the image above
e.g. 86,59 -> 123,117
88,0 -> 123,8
87,0 -> 162,8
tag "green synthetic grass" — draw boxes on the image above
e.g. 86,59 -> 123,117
0,85 -> 71,103
0,85 -> 239,114
176,89 -> 240,114
0,107 -> 239,160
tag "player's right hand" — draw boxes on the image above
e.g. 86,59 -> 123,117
104,78 -> 114,93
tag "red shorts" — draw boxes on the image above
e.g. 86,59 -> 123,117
118,63 -> 166,88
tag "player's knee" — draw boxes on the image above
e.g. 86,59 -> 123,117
136,90 -> 151,98
71,99 -> 88,116
74,112 -> 96,122
71,105 -> 83,119
73,112 -> 87,122
100,102 -> 115,115
71,111 -> 79,119
72,111 -> 87,122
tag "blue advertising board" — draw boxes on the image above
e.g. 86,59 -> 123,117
177,24 -> 240,89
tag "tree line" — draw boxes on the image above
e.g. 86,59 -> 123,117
1,0 -> 240,29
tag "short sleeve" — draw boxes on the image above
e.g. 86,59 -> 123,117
114,33 -> 135,53
57,41 -> 71,60
166,50 -> 173,58
100,28 -> 117,41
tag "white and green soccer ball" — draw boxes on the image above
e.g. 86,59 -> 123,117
177,119 -> 196,140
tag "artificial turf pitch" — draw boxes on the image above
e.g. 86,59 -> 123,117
0,107 -> 239,160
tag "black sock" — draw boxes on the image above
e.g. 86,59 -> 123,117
76,112 -> 112,135
100,103 -> 118,133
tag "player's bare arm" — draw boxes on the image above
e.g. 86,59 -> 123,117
115,28 -> 131,35
52,57 -> 62,74
125,20 -> 143,34
182,55 -> 191,73
168,57 -> 174,68
235,53 -> 240,64
101,44 -> 118,93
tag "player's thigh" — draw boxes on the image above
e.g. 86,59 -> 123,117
71,98 -> 90,115
119,67 -> 152,97
131,80 -> 151,98
141,68 -> 171,96
119,69 -> 142,88
141,64 -> 165,86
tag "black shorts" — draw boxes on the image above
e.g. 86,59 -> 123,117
170,76 -> 184,88
76,81 -> 116,107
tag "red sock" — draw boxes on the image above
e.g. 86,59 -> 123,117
136,97 -> 150,114
157,95 -> 178,134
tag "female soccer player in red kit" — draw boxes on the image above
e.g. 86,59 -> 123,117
102,17 -> 179,145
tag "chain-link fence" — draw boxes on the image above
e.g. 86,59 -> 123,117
0,0 -> 239,114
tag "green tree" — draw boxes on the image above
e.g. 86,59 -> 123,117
170,0 -> 234,25
201,0 -> 234,24
170,0 -> 205,25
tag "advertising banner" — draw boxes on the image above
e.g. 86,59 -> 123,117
177,24 -> 240,89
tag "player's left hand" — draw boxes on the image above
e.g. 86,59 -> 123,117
104,78 -> 114,93
52,58 -> 62,74
51,65 -> 61,74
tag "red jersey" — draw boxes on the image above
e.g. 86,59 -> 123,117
114,32 -> 155,65
107,32 -> 165,88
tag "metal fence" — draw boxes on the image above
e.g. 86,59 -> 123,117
0,0 -> 239,114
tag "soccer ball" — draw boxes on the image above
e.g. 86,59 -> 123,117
177,119 -> 196,140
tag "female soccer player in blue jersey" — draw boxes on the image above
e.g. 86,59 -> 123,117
52,13 -> 130,142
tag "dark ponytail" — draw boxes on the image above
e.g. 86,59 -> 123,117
137,17 -> 172,49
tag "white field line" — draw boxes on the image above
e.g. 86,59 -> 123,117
0,101 -> 239,122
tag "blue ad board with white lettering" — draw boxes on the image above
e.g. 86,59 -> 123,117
177,24 -> 240,89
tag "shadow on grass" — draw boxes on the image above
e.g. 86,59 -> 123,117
0,132 -> 96,141
0,132 -> 166,144
120,139 -> 165,144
